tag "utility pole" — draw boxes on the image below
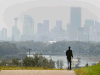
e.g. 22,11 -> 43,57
21,52 -> 22,66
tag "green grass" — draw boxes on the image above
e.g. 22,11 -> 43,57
74,62 -> 100,75
0,66 -> 65,70
1,62 -> 100,75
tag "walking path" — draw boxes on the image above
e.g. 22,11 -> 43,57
0,70 -> 76,75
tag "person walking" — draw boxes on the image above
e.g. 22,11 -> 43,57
66,46 -> 73,70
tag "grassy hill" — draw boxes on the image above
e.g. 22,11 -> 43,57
74,61 -> 100,75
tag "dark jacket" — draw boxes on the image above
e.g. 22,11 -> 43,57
66,50 -> 73,61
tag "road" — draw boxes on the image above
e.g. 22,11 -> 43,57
0,70 -> 76,75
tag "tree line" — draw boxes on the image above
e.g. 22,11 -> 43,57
0,53 -> 56,69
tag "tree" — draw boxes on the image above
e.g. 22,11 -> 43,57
56,59 -> 64,69
47,59 -> 55,68
75,57 -> 81,68
10,57 -> 20,66
22,56 -> 34,67
0,60 -> 6,66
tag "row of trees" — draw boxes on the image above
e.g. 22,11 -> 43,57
1,40 -> 100,61
0,53 -> 55,68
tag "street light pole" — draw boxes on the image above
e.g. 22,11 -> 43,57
21,51 -> 22,66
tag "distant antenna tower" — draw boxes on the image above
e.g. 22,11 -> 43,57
14,16 -> 18,26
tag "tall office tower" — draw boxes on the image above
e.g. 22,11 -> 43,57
67,23 -> 70,37
37,23 -> 43,41
0,28 -> 7,40
70,7 -> 81,41
41,20 -> 49,42
82,32 -> 88,41
56,20 -> 62,28
43,20 -> 49,33
49,29 -> 54,41
22,15 -> 34,41
37,23 -> 43,34
56,20 -> 63,35
84,19 -> 94,27
53,21 -> 62,41
12,17 -> 20,41
77,27 -> 84,41
89,21 -> 100,42
84,19 -> 94,41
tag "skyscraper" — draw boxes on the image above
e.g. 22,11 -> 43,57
22,15 -> 34,41
67,23 -> 70,37
56,20 -> 62,28
77,27 -> 84,41
56,20 -> 63,35
0,28 -> 7,40
43,20 -> 49,33
84,19 -> 94,41
37,23 -> 43,34
84,19 -> 94,27
70,7 -> 81,41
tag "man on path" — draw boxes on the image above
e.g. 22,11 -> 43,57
66,46 -> 73,70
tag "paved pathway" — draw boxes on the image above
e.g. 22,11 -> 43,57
0,70 -> 76,75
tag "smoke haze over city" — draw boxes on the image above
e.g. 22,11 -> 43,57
0,0 -> 100,42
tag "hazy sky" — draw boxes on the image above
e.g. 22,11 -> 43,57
1,0 -> 100,38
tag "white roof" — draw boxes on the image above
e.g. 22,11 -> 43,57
72,59 -> 78,61
49,41 -> 57,44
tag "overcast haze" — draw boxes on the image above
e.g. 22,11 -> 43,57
0,0 -> 100,37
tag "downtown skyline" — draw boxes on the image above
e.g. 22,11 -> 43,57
1,0 -> 100,38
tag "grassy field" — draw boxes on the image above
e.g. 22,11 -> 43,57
0,62 -> 100,75
0,66 -> 65,71
73,62 -> 100,75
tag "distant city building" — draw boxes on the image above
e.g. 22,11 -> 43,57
84,19 -> 94,41
84,19 -> 94,27
70,7 -> 81,41
56,20 -> 62,28
12,17 -> 20,41
51,20 -> 63,41
41,35 -> 48,42
77,27 -> 84,41
82,32 -> 88,41
0,28 -> 7,40
89,21 -> 100,42
43,20 -> 49,33
21,15 -> 34,41
67,23 -> 70,37
37,23 -> 43,34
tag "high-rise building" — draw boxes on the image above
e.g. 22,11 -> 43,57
12,17 -> 20,41
82,32 -> 88,41
67,23 -> 70,37
56,20 -> 63,35
84,20 -> 94,27
37,23 -> 43,34
43,20 -> 49,33
0,28 -> 7,40
56,20 -> 62,28
88,21 -> 100,42
84,19 -> 94,41
51,21 -> 63,41
77,27 -> 84,41
70,7 -> 81,41
22,15 -> 34,41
